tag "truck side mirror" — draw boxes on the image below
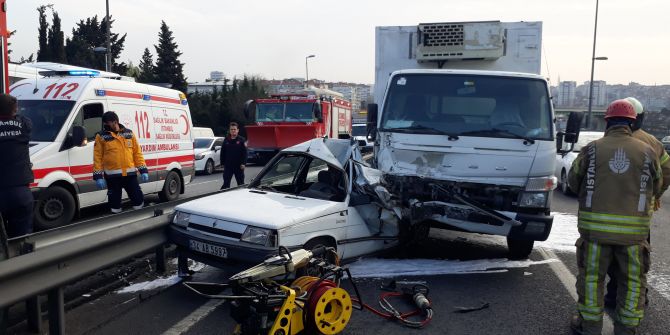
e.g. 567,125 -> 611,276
366,103 -> 378,140
313,103 -> 323,122
556,112 -> 583,154
243,100 -> 254,120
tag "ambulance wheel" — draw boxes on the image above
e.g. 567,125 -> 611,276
204,159 -> 214,175
507,237 -> 534,260
34,186 -> 76,231
159,171 -> 182,202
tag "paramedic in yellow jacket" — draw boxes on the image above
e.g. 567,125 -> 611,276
568,100 -> 662,335
93,112 -> 149,213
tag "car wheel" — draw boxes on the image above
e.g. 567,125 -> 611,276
34,186 -> 76,231
297,237 -> 337,277
560,170 -> 573,196
159,171 -> 182,202
507,237 -> 534,260
204,159 -> 214,175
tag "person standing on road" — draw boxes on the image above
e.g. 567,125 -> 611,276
93,111 -> 149,213
0,94 -> 34,237
604,97 -> 670,307
220,122 -> 247,189
568,99 -> 662,335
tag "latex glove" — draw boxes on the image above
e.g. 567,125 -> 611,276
654,198 -> 661,211
95,179 -> 107,189
240,164 -> 245,171
141,173 -> 149,183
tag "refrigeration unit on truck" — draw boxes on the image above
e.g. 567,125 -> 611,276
367,21 -> 582,258
244,88 -> 352,163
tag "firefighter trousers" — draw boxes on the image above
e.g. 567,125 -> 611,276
576,237 -> 650,334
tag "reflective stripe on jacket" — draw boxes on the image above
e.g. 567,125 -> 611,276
568,126 -> 662,245
633,129 -> 670,194
93,125 -> 147,179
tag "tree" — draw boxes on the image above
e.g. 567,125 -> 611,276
36,5 -> 51,61
65,15 -> 127,72
137,48 -> 155,83
125,61 -> 140,80
47,10 -> 67,63
154,21 -> 187,92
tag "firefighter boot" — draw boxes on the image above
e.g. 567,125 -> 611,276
613,323 -> 638,335
570,314 -> 602,335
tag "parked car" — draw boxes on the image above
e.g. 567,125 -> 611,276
352,123 -> 373,153
555,131 -> 604,195
194,137 -> 224,175
192,127 -> 215,138
169,138 -> 400,266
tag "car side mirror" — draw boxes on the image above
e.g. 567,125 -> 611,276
366,103 -> 378,141
313,103 -> 323,122
557,112 -> 583,154
214,145 -> 221,151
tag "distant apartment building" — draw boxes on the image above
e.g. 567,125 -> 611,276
210,71 -> 225,81
557,81 -> 576,107
583,80 -> 607,106
187,82 -> 229,94
264,78 -> 305,94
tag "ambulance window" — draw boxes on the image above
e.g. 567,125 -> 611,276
71,103 -> 104,141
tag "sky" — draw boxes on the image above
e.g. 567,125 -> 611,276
7,0 -> 670,86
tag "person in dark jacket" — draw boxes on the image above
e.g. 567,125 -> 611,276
220,122 -> 247,189
0,93 -> 34,237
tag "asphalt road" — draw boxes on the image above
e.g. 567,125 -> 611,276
11,174 -> 670,335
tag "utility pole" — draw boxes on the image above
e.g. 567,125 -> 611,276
305,54 -> 315,88
105,0 -> 111,72
586,0 -> 600,129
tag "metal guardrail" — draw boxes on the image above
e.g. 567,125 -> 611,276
0,191 -> 218,334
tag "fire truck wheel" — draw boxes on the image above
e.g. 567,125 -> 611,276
159,171 -> 182,202
34,186 -> 76,231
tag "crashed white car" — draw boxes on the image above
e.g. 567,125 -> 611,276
555,131 -> 603,195
169,138 -> 400,265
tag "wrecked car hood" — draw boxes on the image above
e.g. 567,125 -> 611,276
377,132 -> 553,187
175,188 -> 344,230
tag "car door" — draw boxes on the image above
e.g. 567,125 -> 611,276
213,138 -> 224,167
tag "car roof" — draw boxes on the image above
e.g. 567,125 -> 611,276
282,138 -> 354,169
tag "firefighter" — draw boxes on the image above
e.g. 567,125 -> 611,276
93,112 -> 149,213
604,97 -> 669,307
220,122 -> 247,189
568,99 -> 662,335
0,93 -> 34,237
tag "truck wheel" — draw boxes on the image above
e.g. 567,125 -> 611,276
159,171 -> 182,202
507,237 -> 534,260
204,159 -> 214,175
34,186 -> 76,231
560,170 -> 573,196
297,238 -> 337,277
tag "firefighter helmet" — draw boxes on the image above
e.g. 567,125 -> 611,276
624,97 -> 644,115
605,99 -> 637,120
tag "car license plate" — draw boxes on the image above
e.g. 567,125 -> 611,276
189,240 -> 227,258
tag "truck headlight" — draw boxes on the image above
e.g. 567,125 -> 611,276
241,226 -> 274,246
518,192 -> 549,208
525,176 -> 557,191
195,153 -> 205,160
173,211 -> 190,227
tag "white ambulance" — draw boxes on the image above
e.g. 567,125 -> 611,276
9,70 -> 195,230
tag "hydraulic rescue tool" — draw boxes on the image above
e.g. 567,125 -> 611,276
183,246 -> 433,334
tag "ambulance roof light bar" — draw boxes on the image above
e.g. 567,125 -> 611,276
38,70 -> 101,77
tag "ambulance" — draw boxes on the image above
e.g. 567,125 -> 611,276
9,70 -> 195,230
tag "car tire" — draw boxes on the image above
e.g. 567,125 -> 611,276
560,170 -> 573,196
204,159 -> 214,175
34,186 -> 76,231
159,171 -> 182,202
507,237 -> 534,260
297,237 -> 337,277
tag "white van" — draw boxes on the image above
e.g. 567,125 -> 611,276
192,127 -> 215,138
9,70 -> 195,230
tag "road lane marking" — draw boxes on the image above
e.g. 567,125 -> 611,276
538,247 -> 614,333
162,299 -> 226,335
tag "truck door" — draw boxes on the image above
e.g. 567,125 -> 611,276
67,102 -> 107,207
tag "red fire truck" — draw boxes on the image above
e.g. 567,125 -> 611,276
244,88 -> 352,163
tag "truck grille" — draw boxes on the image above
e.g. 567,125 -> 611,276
188,223 -> 242,239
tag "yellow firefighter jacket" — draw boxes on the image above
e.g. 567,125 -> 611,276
568,126 -> 662,245
93,125 -> 148,180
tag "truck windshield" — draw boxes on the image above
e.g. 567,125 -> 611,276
352,125 -> 366,136
256,103 -> 314,122
380,74 -> 553,141
17,100 -> 75,142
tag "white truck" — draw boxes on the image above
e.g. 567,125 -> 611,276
367,21 -> 581,258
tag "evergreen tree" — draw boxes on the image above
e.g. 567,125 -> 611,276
125,61 -> 140,80
137,48 -> 156,83
47,10 -> 67,63
65,15 -> 127,72
36,5 -> 51,61
154,21 -> 187,92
